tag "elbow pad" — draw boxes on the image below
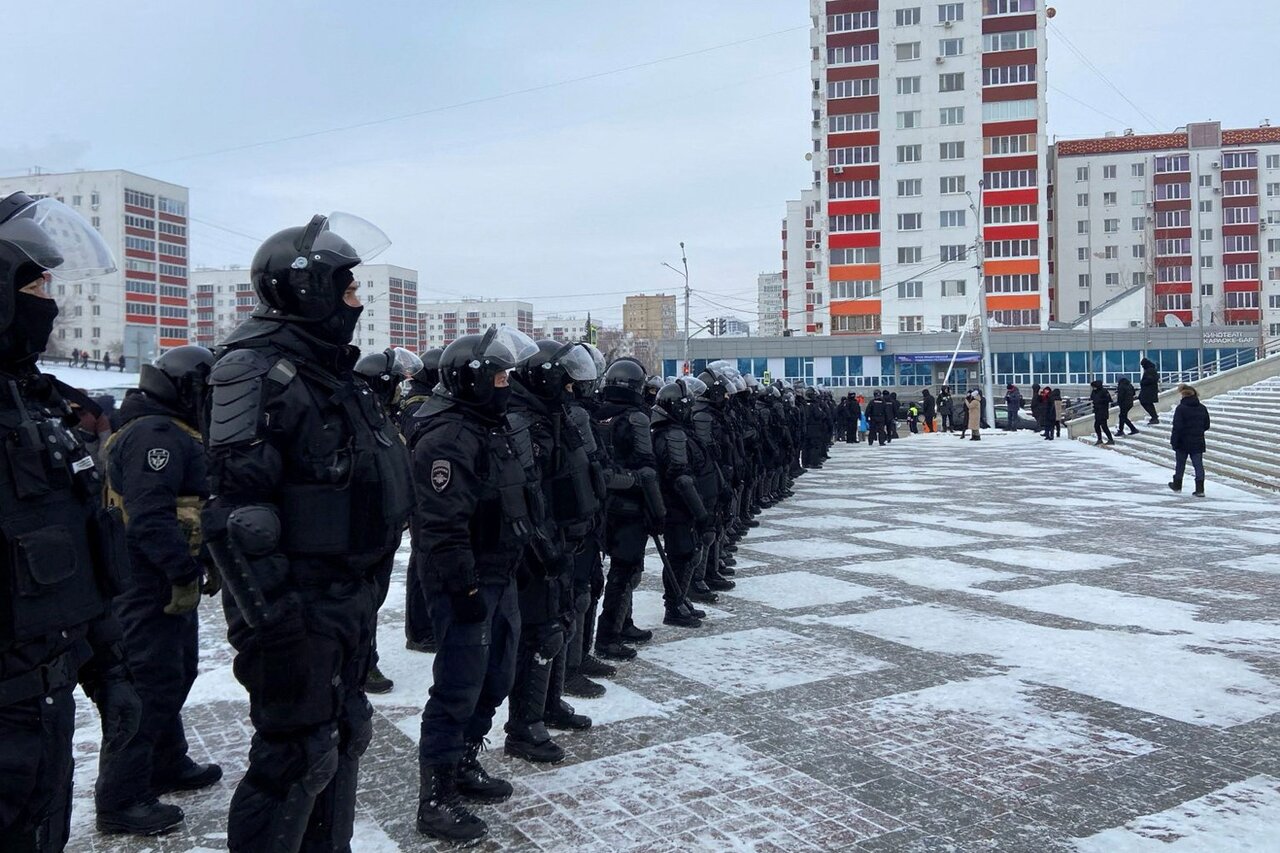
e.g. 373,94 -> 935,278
674,474 -> 708,524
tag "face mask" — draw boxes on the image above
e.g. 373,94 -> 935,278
486,385 -> 513,416
310,302 -> 364,345
0,292 -> 59,365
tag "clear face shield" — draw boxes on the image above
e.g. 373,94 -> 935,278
555,342 -> 598,382
310,211 -> 391,264
680,375 -> 708,399
474,325 -> 539,372
0,197 -> 116,280
389,346 -> 424,378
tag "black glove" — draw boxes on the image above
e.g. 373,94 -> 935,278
202,555 -> 222,596
534,622 -> 565,666
95,679 -> 142,753
451,588 -> 487,624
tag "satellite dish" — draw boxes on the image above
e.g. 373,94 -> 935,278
1163,314 -> 1186,327
804,153 -> 813,161
1047,7 -> 1057,17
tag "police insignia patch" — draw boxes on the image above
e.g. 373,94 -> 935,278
147,448 -> 170,471
431,459 -> 451,492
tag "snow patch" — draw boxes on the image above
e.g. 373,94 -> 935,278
834,557 -> 1023,592
723,571 -> 887,610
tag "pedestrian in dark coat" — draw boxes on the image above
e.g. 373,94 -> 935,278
102,352 -> 112,372
1115,377 -> 1139,435
866,390 -> 888,447
937,386 -> 953,431
1037,386 -> 1054,440
886,392 -> 900,441
1169,384 -> 1210,496
1139,357 -> 1160,423
921,388 -> 936,432
1005,384 -> 1024,431
1052,388 -> 1065,437
845,394 -> 862,443
1090,380 -> 1115,445
118,353 -> 127,372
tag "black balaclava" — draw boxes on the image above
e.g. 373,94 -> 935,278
308,267 -> 363,345
0,263 -> 58,367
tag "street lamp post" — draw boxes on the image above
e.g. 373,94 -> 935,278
662,241 -> 690,374
968,184 -> 995,427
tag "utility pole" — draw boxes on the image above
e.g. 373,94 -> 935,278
681,242 -> 690,375
1086,167 -> 1095,382
969,184 -> 995,427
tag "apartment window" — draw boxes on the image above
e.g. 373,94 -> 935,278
158,197 -> 186,216
939,38 -> 964,57
895,7 -> 921,26
1198,175 -> 1213,188
90,191 -> 100,206
830,179 -> 880,199
1157,293 -> 1192,312
982,30 -> 1036,52
1198,228 -> 1213,242
984,0 -> 1036,14
897,179 -> 923,197
830,214 -> 881,232
897,76 -> 921,95
1155,154 -> 1190,173
898,213 -> 923,231
1103,219 -> 1119,233
1077,166 -> 1089,181
125,236 -> 156,252
1132,162 -> 1145,177
1105,273 -> 1121,286
1132,244 -> 1146,258
1103,245 -> 1118,259
1222,151 -> 1257,169
985,274 -> 1039,293
982,64 -> 1034,86
830,145 -> 880,165
1156,209 -> 1189,228
1270,238 -> 1280,252
939,141 -> 964,161
939,210 -> 966,228
940,314 -> 968,331
1267,183 -> 1280,197
830,247 -> 881,264
1077,193 -> 1089,207
898,280 -> 924,299
828,80 -> 855,99
1271,323 -> 1280,337
939,245 -> 968,262
1225,264 -> 1259,281
984,239 -> 1038,259
898,247 -> 923,264
91,216 -> 100,228
1077,247 -> 1088,261
1155,183 -> 1190,200
984,134 -> 1035,155
1102,165 -> 1117,179
897,144 -> 922,163
896,42 -> 921,61
939,175 -> 965,194
938,3 -> 964,22
1225,206 -> 1259,225
1103,192 -> 1117,205
1078,300 -> 1091,314
1199,200 -> 1213,213
124,189 -> 155,209
830,112 -> 879,132
897,110 -> 922,129
1223,179 -> 1257,196
1078,274 -> 1091,287
941,279 -> 966,296
828,11 -> 878,31
828,44 -> 879,65
1226,291 -> 1259,308
1155,238 -> 1190,255
1131,190 -> 1146,204
898,316 -> 925,333
1271,294 -> 1280,307
939,106 -> 964,126
984,204 -> 1037,224
1226,234 -> 1258,252
1157,266 -> 1191,283
938,72 -> 965,92
1077,221 -> 1089,235
984,169 -> 1037,189
1200,256 -> 1214,269
989,309 -> 1040,327
831,280 -> 880,299
1136,272 -> 1148,287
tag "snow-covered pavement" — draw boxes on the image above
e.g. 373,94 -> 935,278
66,431 -> 1280,851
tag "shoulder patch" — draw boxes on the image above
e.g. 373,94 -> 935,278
267,359 -> 297,386
430,459 -> 452,492
147,447 -> 171,471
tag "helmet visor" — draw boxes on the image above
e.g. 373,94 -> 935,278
558,344 -> 597,381
390,346 -> 424,378
0,198 -> 116,280
476,325 -> 539,370
319,211 -> 391,263
681,376 -> 708,398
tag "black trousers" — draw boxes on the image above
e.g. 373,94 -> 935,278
224,570 -> 378,853
405,529 -> 435,646
1141,400 -> 1158,421
0,684 -> 76,853
1117,405 -> 1138,434
598,512 -> 647,646
420,579 -> 519,766
1093,414 -> 1114,442
97,560 -> 199,811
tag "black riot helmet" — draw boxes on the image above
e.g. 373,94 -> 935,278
516,339 -> 598,401
355,347 -> 423,407
250,211 -> 390,323
697,368 -> 730,404
139,345 -> 215,424
601,358 -> 647,406
655,376 -> 706,423
414,347 -> 444,388
439,325 -> 539,406
573,343 -> 606,401
643,375 -> 664,407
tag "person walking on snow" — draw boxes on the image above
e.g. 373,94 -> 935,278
1169,383 -> 1210,497
1004,384 -> 1023,432
1139,357 -> 1160,424
1037,386 -> 1055,440
1052,388 -> 1065,438
964,391 -> 981,441
1115,376 -> 1139,436
1090,379 -> 1115,445
921,388 -> 936,433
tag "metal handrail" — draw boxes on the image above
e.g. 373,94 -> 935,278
1159,339 -> 1280,386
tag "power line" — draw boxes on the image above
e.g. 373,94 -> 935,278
1048,23 -> 1164,131
141,24 -> 807,167
1047,86 -> 1133,129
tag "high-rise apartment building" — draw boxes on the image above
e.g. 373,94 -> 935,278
622,294 -> 678,340
0,169 -> 189,365
532,314 -> 592,342
418,299 -> 534,350
806,0 -> 1048,336
757,272 -> 785,336
1050,121 -> 1280,333
190,263 -> 418,352
780,190 -> 826,334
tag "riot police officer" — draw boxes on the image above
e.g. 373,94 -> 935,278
411,325 -> 539,844
504,340 -> 599,763
203,212 -> 413,852
400,346 -> 443,654
693,365 -> 737,597
0,193 -> 151,846
592,359 -> 664,661
96,346 -> 222,830
651,377 -> 714,627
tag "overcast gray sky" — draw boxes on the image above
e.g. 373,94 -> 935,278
7,0 -> 1277,326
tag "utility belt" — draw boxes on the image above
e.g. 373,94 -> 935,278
0,637 -> 90,707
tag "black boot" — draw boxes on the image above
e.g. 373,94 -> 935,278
504,722 -> 566,764
152,760 -> 222,795
578,653 -> 616,678
418,764 -> 486,844
684,600 -> 707,619
96,800 -> 184,836
364,665 -> 394,694
545,699 -> 592,731
705,570 -> 735,591
688,582 -> 719,604
1168,478 -> 1183,492
406,637 -> 438,653
595,640 -> 637,661
563,671 -> 606,698
457,739 -> 513,803
620,621 -> 653,644
1193,478 -> 1205,497
663,606 -> 703,628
